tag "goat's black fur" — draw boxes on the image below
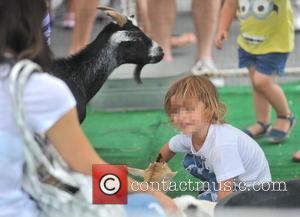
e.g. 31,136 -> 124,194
51,20 -> 163,123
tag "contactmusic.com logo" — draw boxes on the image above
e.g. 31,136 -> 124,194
92,164 -> 128,204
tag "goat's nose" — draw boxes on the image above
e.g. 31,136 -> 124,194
158,46 -> 163,54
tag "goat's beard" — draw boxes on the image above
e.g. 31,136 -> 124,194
134,64 -> 145,84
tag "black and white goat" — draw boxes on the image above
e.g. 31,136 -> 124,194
52,7 -> 164,123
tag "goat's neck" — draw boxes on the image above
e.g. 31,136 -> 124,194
70,42 -> 119,101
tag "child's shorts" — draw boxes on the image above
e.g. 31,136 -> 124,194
238,47 -> 289,76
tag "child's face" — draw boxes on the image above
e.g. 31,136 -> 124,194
169,96 -> 207,135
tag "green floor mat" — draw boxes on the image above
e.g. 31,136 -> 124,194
82,82 -> 300,198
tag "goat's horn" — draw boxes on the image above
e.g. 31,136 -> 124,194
97,6 -> 116,11
97,6 -> 127,27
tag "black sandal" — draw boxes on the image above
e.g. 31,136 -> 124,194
268,114 -> 296,144
243,121 -> 271,139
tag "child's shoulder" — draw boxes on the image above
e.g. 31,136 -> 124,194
212,123 -> 247,144
213,123 -> 241,134
169,133 -> 191,143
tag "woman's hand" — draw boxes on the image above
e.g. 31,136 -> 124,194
128,179 -> 182,216
149,191 -> 183,217
214,30 -> 228,50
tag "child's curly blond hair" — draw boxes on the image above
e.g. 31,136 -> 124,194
164,75 -> 226,124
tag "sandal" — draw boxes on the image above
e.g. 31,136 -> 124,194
243,121 -> 271,139
292,151 -> 300,162
267,114 -> 296,144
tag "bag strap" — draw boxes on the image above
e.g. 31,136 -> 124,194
9,60 -> 53,167
8,59 -> 77,187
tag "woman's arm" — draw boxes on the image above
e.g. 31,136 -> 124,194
46,108 -> 180,214
159,143 -> 176,162
127,178 -> 180,214
46,108 -> 106,176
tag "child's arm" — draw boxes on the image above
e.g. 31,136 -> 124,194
214,0 -> 239,49
218,178 -> 234,201
158,143 -> 176,162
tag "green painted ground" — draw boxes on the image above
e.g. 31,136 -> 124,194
82,82 -> 300,198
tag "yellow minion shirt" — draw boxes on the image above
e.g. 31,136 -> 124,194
238,0 -> 294,54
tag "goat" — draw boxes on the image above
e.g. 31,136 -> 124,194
128,157 -> 216,217
51,7 -> 164,123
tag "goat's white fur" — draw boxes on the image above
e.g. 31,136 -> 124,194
109,31 -> 160,61
149,41 -> 161,59
174,195 -> 216,217
109,31 -> 134,44
127,16 -> 138,26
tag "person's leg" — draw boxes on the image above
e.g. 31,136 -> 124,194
69,0 -> 98,54
191,0 -> 221,72
125,193 -> 167,217
147,0 -> 176,62
171,33 -> 196,48
183,154 -> 218,201
63,0 -> 76,29
246,65 -> 271,136
252,72 -> 291,132
136,0 -> 150,34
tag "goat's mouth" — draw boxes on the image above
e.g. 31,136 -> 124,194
134,51 -> 164,84
149,52 -> 164,63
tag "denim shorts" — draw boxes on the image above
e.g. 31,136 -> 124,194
238,47 -> 289,76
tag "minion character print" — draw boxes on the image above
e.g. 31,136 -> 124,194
239,0 -> 278,20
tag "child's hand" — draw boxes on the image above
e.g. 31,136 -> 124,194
214,30 -> 228,50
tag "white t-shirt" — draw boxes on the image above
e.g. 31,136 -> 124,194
169,124 -> 271,185
0,63 -> 76,217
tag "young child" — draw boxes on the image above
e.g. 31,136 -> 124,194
215,0 -> 295,144
158,75 -> 271,202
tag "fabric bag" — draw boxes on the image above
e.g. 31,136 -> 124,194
8,59 -> 126,217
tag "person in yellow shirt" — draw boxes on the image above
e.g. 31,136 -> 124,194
214,0 -> 295,145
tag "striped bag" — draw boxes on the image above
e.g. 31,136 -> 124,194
8,59 -> 126,217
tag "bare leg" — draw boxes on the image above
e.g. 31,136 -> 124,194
246,66 -> 271,135
252,71 -> 291,132
136,0 -> 150,34
69,0 -> 99,54
63,0 -> 76,28
192,0 -> 221,61
171,33 -> 196,48
147,0 -> 176,61
67,0 -> 76,13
